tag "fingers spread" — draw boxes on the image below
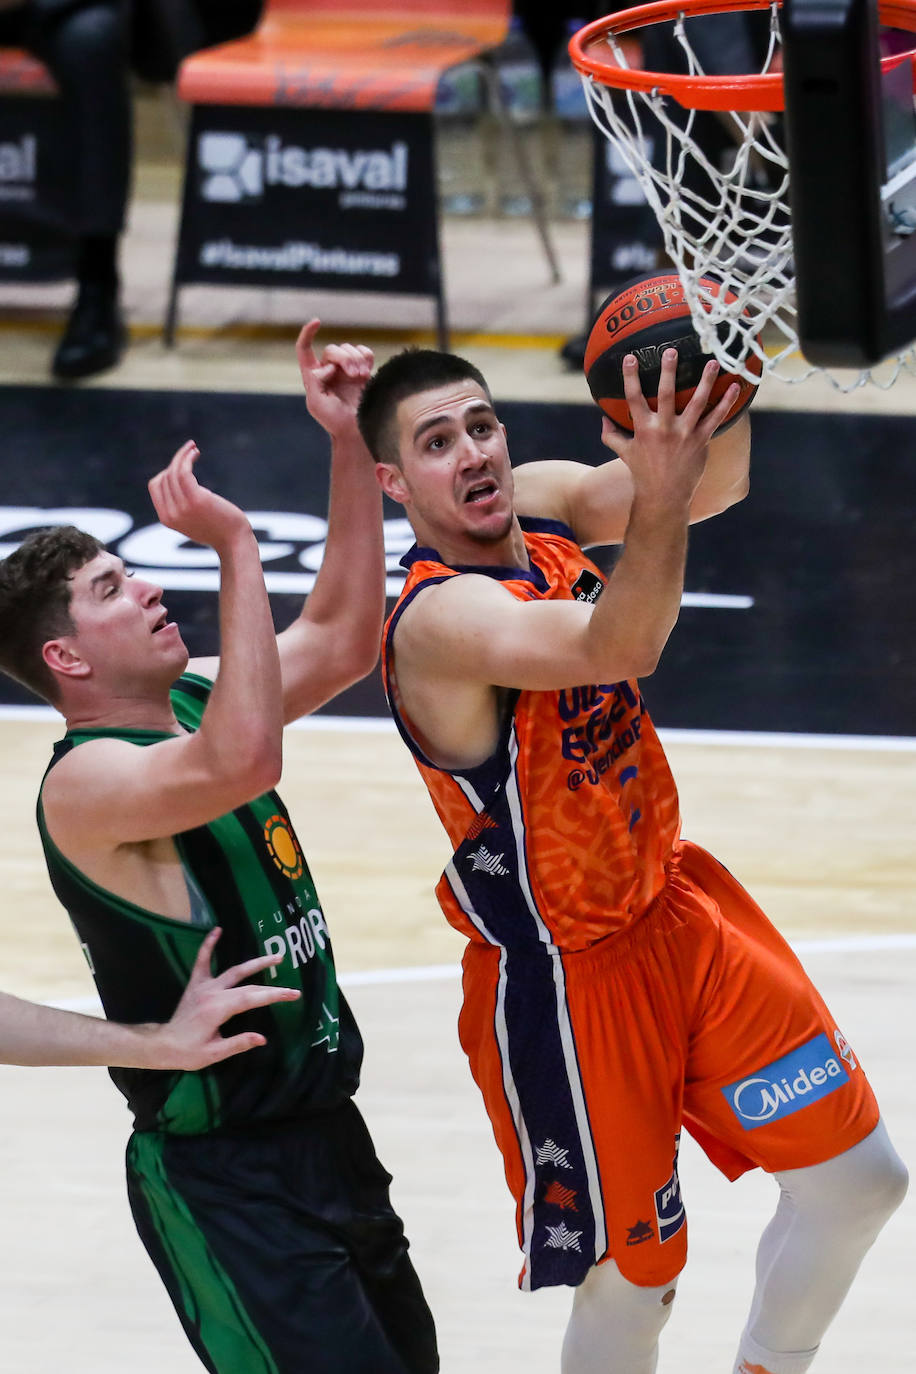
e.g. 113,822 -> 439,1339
216,949 -> 287,988
680,358 -> 721,423
209,1031 -> 268,1063
600,413 -> 630,454
211,983 -> 300,1026
189,926 -> 222,980
703,381 -> 741,436
234,985 -> 301,1010
655,348 -> 680,409
620,354 -> 649,418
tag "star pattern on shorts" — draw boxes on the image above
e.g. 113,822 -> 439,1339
544,1221 -> 583,1252
543,1181 -> 578,1210
465,812 -> 498,842
625,1220 -> 654,1246
535,1138 -> 573,1169
468,845 -> 509,877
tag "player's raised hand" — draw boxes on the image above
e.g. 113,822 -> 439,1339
145,927 -> 300,1071
602,350 -> 740,506
148,440 -> 251,553
296,318 -> 374,438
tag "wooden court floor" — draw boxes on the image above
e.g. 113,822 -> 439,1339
0,718 -> 913,1372
0,76 -> 913,1370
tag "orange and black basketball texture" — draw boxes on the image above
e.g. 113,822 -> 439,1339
584,274 -> 762,433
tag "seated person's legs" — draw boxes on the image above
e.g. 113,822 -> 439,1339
0,0 -> 130,378
29,0 -> 130,379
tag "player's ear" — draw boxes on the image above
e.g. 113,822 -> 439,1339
375,461 -> 409,505
42,638 -> 91,682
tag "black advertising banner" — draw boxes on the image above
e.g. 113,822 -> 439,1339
589,122 -> 662,302
0,96 -> 76,281
174,105 -> 440,297
0,384 -> 913,736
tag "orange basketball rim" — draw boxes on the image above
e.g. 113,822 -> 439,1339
569,0 -> 916,112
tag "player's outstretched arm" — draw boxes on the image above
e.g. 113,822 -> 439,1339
512,399 -> 750,547
151,440 -> 284,795
400,351 -> 740,699
187,321 -> 385,722
273,319 -> 386,721
0,929 -> 299,1069
43,441 -> 284,847
190,322 -> 386,722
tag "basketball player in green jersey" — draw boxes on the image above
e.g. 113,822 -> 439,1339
0,927 -> 299,1068
0,320 -> 438,1374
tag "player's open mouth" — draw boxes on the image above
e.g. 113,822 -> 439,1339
464,479 -> 498,504
151,611 -> 170,633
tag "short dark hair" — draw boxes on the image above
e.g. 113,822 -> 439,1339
357,348 -> 492,465
0,526 -> 104,702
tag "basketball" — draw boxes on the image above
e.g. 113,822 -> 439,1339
584,273 -> 762,433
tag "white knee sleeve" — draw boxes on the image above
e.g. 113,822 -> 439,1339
562,1258 -> 678,1374
736,1117 -> 908,1370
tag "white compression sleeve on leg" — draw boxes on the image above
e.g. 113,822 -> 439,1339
732,1118 -> 908,1374
735,1331 -> 818,1374
561,1258 -> 678,1374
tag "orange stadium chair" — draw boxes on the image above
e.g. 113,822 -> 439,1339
0,49 -> 56,97
166,0 -> 558,346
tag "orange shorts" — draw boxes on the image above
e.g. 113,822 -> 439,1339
457,840 -> 879,1291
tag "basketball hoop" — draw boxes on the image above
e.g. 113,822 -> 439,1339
570,0 -> 916,388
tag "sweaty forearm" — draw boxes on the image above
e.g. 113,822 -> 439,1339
301,428 -> 384,633
587,495 -> 690,678
203,525 -> 283,771
0,991 -> 160,1068
690,413 -> 751,522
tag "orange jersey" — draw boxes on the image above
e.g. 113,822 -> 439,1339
382,518 -> 682,951
383,520 -> 879,1291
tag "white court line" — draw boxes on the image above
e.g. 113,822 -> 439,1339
6,712 -> 913,1012
1,703 -> 915,751
45,935 -> 916,1014
658,727 -> 916,752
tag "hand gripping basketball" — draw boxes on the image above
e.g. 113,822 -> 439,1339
584,273 -> 762,433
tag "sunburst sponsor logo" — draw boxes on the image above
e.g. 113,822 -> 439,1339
264,813 -> 304,879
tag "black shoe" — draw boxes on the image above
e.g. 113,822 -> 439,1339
52,281 -> 127,381
559,333 -> 588,371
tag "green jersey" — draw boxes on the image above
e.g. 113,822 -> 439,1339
37,673 -> 362,1135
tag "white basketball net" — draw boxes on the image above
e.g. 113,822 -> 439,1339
581,4 -> 916,389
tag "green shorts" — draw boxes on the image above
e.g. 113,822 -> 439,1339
126,1099 -> 438,1374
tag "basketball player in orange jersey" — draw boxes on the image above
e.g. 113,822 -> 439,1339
354,345 -> 908,1374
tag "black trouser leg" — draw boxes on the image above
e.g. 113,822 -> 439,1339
28,0 -> 132,243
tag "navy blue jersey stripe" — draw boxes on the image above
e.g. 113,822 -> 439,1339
501,946 -> 599,1289
518,515 -> 577,542
382,576 -> 451,770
